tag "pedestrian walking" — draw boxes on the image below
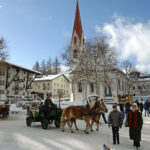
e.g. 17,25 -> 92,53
108,105 -> 123,145
144,100 -> 149,117
119,102 -> 125,120
125,100 -> 131,127
139,101 -> 144,114
128,103 -> 143,149
100,99 -> 108,124
119,101 -> 124,112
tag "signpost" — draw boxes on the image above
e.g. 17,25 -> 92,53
58,89 -> 63,108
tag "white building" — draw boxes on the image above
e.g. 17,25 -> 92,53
69,1 -> 129,103
32,74 -> 70,99
132,72 -> 150,97
0,61 -> 42,101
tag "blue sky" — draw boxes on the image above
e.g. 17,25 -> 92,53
0,0 -> 150,72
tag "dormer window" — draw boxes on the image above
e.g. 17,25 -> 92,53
74,36 -> 77,45
73,49 -> 78,58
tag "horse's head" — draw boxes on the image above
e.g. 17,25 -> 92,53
91,100 -> 102,112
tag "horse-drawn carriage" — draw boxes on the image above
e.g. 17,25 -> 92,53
26,105 -> 63,129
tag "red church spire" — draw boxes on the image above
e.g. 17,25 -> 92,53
72,0 -> 83,43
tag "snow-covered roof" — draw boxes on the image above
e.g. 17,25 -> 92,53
34,74 -> 69,82
1,61 -> 42,75
137,78 -> 150,82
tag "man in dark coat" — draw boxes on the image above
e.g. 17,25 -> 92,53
128,103 -> 143,149
125,100 -> 131,127
144,100 -> 149,117
108,105 -> 123,144
139,101 -> 144,114
44,93 -> 54,116
44,95 -> 54,108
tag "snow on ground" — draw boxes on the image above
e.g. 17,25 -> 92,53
0,103 -> 150,150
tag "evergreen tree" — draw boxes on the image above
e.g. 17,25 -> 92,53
53,56 -> 60,74
40,59 -> 47,74
47,57 -> 52,74
32,60 -> 40,71
0,37 -> 9,61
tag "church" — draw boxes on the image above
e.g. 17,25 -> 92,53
69,0 -> 129,103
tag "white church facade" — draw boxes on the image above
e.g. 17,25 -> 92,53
69,0 -> 129,103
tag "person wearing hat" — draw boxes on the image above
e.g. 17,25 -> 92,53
128,103 -> 143,149
108,105 -> 123,144
44,93 -> 54,108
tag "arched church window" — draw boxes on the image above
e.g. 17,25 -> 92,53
105,86 -> 112,97
74,36 -> 77,45
78,82 -> 82,93
90,83 -> 94,93
73,49 -> 78,58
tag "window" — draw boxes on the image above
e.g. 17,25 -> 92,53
0,80 -> 5,86
43,83 -> 46,90
28,78 -> 32,82
90,83 -> 94,93
0,67 -> 5,76
118,80 -> 120,90
73,49 -> 78,58
0,90 -> 4,94
133,86 -> 135,90
8,73 -> 10,78
122,82 -> 124,91
105,86 -> 112,97
78,82 -> 82,93
15,91 -> 18,95
74,36 -> 77,45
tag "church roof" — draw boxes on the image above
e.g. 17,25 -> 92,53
72,0 -> 83,43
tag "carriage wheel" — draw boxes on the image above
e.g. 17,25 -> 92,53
42,119 -> 48,129
55,119 -> 60,128
26,117 -> 32,126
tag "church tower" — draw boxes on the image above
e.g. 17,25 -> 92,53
70,0 -> 86,102
70,0 -> 86,67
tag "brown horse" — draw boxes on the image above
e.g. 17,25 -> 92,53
61,101 -> 101,134
91,100 -> 108,131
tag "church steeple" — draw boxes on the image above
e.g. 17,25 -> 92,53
70,0 -> 85,65
72,0 -> 83,43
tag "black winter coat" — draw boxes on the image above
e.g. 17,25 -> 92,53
128,111 -> 143,141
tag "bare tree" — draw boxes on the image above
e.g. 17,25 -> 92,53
69,36 -> 117,97
122,60 -> 138,95
0,37 -> 9,61
32,60 -> 40,71
61,44 -> 70,66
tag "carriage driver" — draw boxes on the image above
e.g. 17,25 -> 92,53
44,92 -> 54,108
